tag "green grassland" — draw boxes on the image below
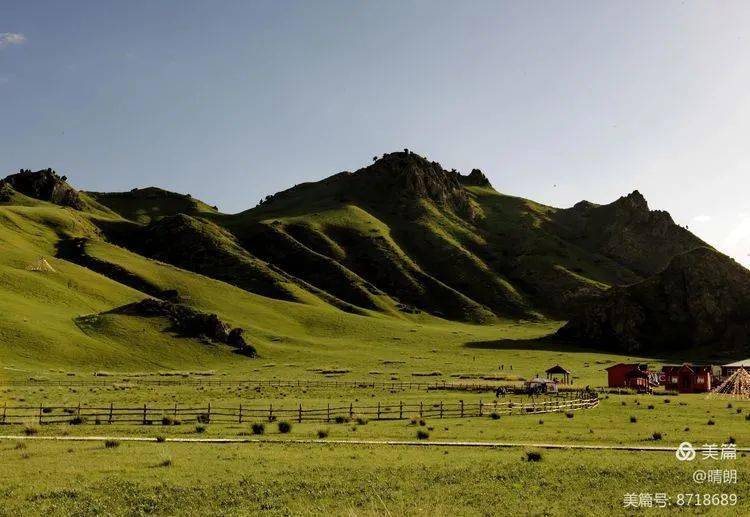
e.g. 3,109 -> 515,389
1,440 -> 748,516
1,161 -> 746,515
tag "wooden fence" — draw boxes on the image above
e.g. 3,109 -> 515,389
0,378 -> 585,393
0,395 -> 598,426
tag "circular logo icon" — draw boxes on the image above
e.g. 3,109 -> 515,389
676,441 -> 696,462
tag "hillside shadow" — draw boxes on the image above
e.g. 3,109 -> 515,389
464,336 -> 666,359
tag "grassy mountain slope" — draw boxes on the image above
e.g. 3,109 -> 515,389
559,247 -> 750,354
87,187 -> 218,224
1,151 -> 741,375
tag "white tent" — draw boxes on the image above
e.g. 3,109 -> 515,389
26,257 -> 56,273
712,368 -> 750,398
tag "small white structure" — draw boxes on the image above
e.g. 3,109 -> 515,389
525,377 -> 558,394
26,257 -> 56,273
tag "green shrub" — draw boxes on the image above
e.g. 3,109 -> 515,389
707,419 -> 715,426
652,432 -> 663,441
630,416 -> 637,423
317,429 -> 329,439
195,425 -> 206,433
278,421 -> 292,434
251,422 -> 265,435
416,430 -> 429,440
490,412 -> 500,420
69,416 -> 86,425
356,417 -> 368,425
23,426 -> 38,436
104,439 -> 120,448
525,450 -> 542,462
156,436 -> 166,443
565,411 -> 574,419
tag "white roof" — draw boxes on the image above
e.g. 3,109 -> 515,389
724,359 -> 750,367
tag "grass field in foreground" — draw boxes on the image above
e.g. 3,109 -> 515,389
0,440 -> 747,516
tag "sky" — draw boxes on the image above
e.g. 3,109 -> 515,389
1,0 -> 749,266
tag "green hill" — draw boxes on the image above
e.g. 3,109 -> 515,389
0,152 -> 742,375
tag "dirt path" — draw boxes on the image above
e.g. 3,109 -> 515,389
1,434 -> 744,453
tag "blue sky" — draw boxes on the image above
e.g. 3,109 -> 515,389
1,1 -> 749,266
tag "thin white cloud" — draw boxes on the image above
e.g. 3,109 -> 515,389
692,215 -> 712,223
0,32 -> 26,49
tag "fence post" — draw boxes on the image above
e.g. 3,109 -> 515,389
2,402 -> 6,424
207,402 -> 211,423
239,404 -> 243,424
77,402 -> 81,419
109,402 -> 113,424
298,403 -> 302,423
349,403 -> 353,419
419,401 -> 423,418
479,399 -> 483,417
174,403 -> 178,417
327,403 -> 331,423
460,400 -> 464,418
142,404 -> 147,425
38,404 -> 43,425
440,401 -> 443,418
269,403 -> 273,422
399,401 -> 403,420
377,402 -> 381,420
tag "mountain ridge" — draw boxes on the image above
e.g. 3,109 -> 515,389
2,151 -> 745,357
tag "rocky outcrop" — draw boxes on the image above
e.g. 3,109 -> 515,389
0,181 -> 14,202
361,152 -> 476,215
553,191 -> 706,276
558,247 -> 750,354
113,298 -> 257,357
3,169 -> 83,209
460,169 -> 492,187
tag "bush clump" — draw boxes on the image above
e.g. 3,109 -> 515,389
251,422 -> 265,435
317,429 -> 329,439
104,439 -> 120,448
69,416 -> 86,425
416,430 -> 430,440
525,450 -> 542,462
356,417 -> 368,425
196,413 -> 210,424
23,426 -> 39,436
707,419 -> 715,426
334,416 -> 350,424
277,421 -> 292,434
565,411 -> 574,419
490,412 -> 500,420
195,425 -> 206,433
652,432 -> 663,441
630,416 -> 637,423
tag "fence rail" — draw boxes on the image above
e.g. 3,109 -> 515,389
0,378 -> 582,392
0,395 -> 598,426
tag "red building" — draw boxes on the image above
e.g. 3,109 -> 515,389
661,364 -> 714,393
605,363 -> 649,388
